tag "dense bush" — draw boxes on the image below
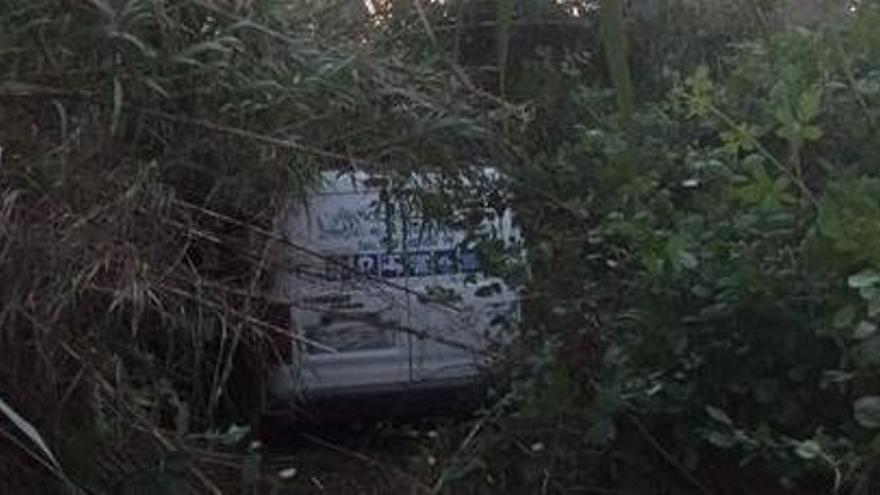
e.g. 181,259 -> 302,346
431,5 -> 880,495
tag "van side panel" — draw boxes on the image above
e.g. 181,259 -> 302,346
268,170 -> 521,401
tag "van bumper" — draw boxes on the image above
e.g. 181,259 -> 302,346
264,377 -> 485,423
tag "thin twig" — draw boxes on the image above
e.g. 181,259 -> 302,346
135,106 -> 367,166
94,376 -> 224,495
623,413 -> 712,495
702,101 -> 817,206
84,282 -> 337,353
412,0 -> 439,48
171,198 -> 465,313
300,432 -> 433,494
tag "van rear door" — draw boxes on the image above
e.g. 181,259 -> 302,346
276,171 -> 413,396
402,207 -> 521,384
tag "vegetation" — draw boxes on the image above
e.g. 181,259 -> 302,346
0,0 -> 505,492
449,3 -> 880,494
2,0 -> 880,494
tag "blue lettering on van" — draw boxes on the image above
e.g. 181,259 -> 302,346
353,254 -> 379,276
380,253 -> 406,278
407,251 -> 433,277
433,250 -> 456,275
322,249 -> 481,280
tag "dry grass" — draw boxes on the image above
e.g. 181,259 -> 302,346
0,0 -> 507,492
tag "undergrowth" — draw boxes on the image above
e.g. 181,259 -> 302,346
4,1 -> 880,494
427,4 -> 880,494
0,0 -> 505,492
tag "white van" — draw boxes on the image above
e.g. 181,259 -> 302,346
267,169 -> 522,410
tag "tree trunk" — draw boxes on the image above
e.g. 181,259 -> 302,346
600,0 -> 635,129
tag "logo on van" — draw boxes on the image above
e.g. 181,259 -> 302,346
316,207 -> 381,241
321,249 -> 481,281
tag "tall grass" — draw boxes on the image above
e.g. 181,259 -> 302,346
0,0 -> 506,491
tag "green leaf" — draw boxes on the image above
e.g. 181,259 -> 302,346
853,334 -> 880,367
175,38 -> 237,61
773,102 -> 796,127
220,424 -> 250,446
854,396 -> 880,428
705,405 -> 733,427
682,66 -> 715,117
797,86 -> 822,123
855,320 -> 878,340
794,440 -> 822,460
721,124 -> 758,154
707,431 -> 736,448
142,78 -> 169,99
856,76 -> 880,95
0,395 -> 67,482
107,31 -> 156,59
849,269 -> 880,289
833,305 -> 856,329
677,250 -> 698,269
862,287 -> 880,317
111,77 -> 123,136
800,125 -> 823,142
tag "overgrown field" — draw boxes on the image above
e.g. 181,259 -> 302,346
0,0 -> 504,492
2,1 -> 880,494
